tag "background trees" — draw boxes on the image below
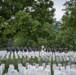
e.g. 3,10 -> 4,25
56,0 -> 76,49
0,0 -> 55,48
0,0 -> 76,50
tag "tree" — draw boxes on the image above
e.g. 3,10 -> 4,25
0,0 -> 55,48
55,0 -> 76,49
31,0 -> 55,24
4,11 -> 51,47
62,0 -> 76,30
0,16 -> 8,48
0,0 -> 55,22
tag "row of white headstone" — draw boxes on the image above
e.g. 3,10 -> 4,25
3,63 -> 51,75
18,63 -> 51,75
1,51 -> 76,63
16,51 -> 76,62
2,63 -> 76,75
53,63 -> 76,75
2,62 -> 76,75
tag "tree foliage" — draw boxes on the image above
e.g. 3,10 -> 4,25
0,0 -> 75,50
56,0 -> 76,49
0,0 -> 55,48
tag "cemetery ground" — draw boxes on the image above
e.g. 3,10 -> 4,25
0,51 -> 76,75
0,51 -> 52,75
